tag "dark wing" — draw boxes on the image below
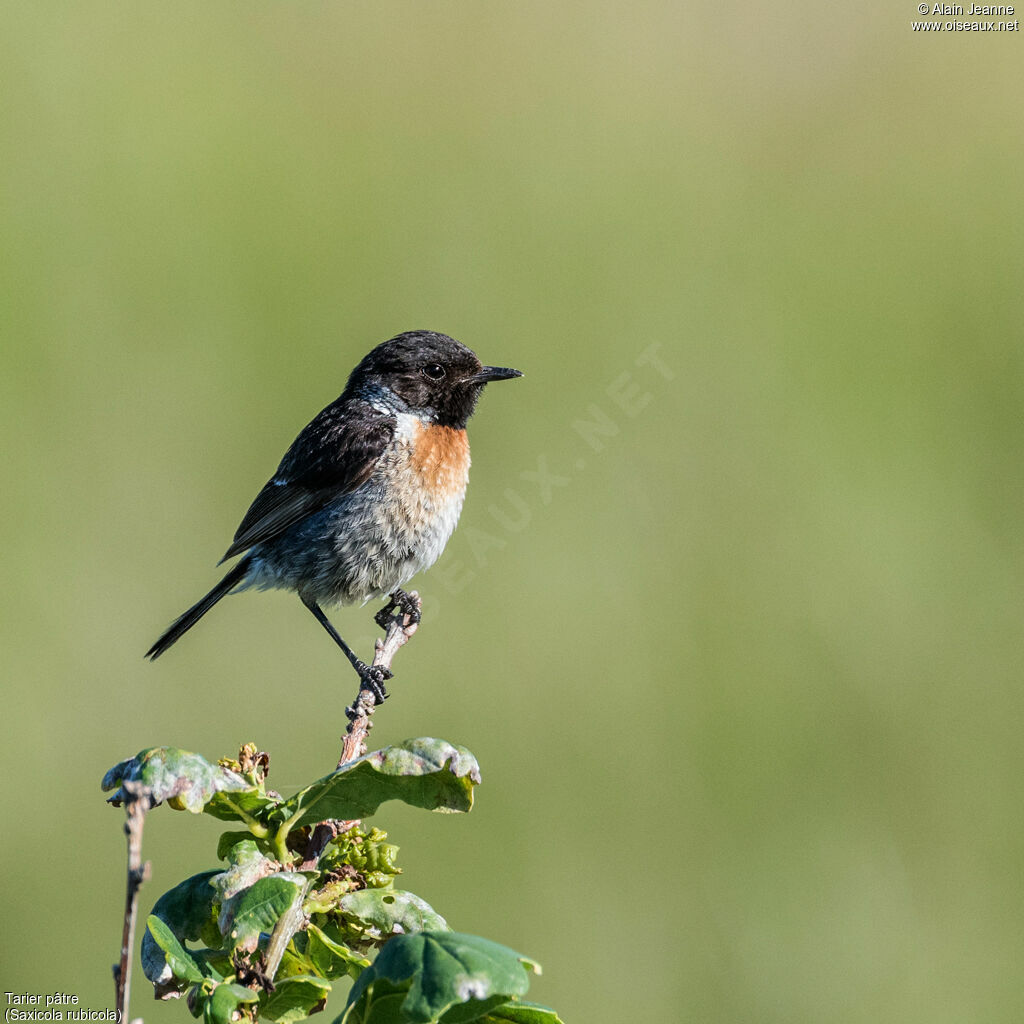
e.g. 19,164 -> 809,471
220,400 -> 393,562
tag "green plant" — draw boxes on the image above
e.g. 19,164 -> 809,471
104,739 -> 561,1024
104,604 -> 562,1024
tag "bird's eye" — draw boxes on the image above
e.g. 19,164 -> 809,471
421,363 -> 446,380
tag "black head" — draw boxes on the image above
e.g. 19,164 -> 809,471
346,330 -> 522,428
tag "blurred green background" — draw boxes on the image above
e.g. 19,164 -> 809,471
2,3 -> 1023,1021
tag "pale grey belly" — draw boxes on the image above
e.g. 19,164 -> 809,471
242,477 -> 465,606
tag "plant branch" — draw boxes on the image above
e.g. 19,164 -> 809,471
263,597 -> 421,981
262,886 -> 307,985
338,592 -> 421,768
113,781 -> 153,1024
299,820 -> 354,870
217,796 -> 270,838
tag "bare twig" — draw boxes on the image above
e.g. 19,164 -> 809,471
338,592 -> 421,768
113,781 -> 153,1023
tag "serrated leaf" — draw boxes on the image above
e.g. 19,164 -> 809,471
339,889 -> 448,937
339,932 -> 539,1024
259,975 -> 332,1024
224,873 -> 306,948
480,1003 -> 565,1024
283,739 -> 480,830
143,872 -> 222,989
205,982 -> 259,1024
104,747 -> 254,813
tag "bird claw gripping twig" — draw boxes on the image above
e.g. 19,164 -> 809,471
374,588 -> 422,630
339,591 -> 421,767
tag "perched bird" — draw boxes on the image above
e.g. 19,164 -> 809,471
146,330 -> 522,701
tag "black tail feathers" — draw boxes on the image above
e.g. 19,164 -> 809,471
145,556 -> 252,659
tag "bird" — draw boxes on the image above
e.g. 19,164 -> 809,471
146,330 -> 522,703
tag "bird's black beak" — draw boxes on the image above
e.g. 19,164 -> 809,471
467,365 -> 523,384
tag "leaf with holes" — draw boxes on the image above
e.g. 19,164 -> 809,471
142,872 -> 222,993
144,916 -> 204,985
340,888 -> 448,938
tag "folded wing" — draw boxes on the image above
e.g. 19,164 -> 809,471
220,401 -> 393,562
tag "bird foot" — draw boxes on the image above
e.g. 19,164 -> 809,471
356,660 -> 392,706
374,588 -> 421,629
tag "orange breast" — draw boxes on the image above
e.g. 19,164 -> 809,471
409,422 -> 471,500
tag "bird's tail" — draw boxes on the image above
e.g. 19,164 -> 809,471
145,556 -> 252,659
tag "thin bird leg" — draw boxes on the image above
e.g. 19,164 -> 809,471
301,596 -> 391,704
374,587 -> 422,629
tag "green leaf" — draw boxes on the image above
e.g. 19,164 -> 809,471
143,871 -> 222,989
213,840 -> 281,938
282,739 -> 480,830
306,922 -> 371,980
218,831 -> 268,861
213,842 -> 279,917
339,889 -> 448,937
205,788 -> 285,830
224,873 -> 306,948
339,980 -> 407,1024
340,932 -> 540,1024
204,982 -> 259,1024
145,916 -> 204,984
322,827 -> 399,881
436,996 -> 510,1023
259,975 -> 332,1024
305,878 -> 364,916
103,747 -> 253,814
272,940 -> 321,983
364,995 -> 406,1024
479,1004 -> 565,1024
